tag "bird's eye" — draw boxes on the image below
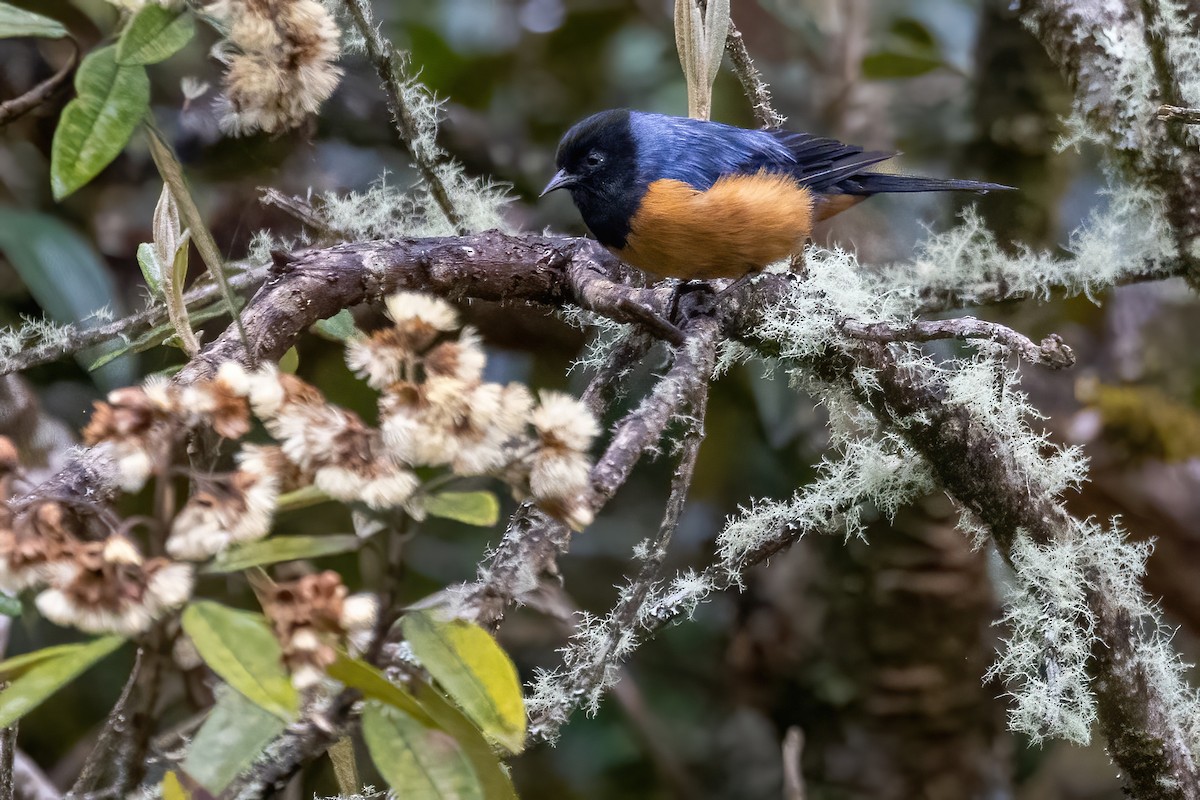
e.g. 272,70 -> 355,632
585,151 -> 604,168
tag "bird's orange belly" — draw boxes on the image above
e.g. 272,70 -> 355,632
617,173 -> 815,280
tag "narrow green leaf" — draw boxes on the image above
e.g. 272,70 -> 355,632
402,612 -> 526,754
326,652 -> 434,726
425,492 -> 500,528
51,46 -> 149,200
0,636 -> 124,727
410,682 -> 520,800
145,127 -> 251,360
86,299 -> 240,371
861,51 -> 944,80
117,6 -> 194,65
312,309 -> 358,342
0,2 -> 67,39
278,346 -> 299,374
137,241 -> 163,296
276,485 -> 332,513
203,534 -> 360,574
362,701 -> 484,800
181,601 -> 298,720
183,683 -> 287,794
890,18 -> 937,50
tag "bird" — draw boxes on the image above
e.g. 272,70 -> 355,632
541,109 -> 1012,281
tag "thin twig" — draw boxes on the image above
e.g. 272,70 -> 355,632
0,41 -> 78,126
839,316 -> 1076,368
65,651 -> 142,799
340,0 -> 467,234
1156,104 -> 1200,124
258,189 -> 348,243
0,267 -> 264,379
724,23 -> 786,129
782,727 -> 806,800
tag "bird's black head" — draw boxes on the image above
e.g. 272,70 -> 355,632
542,109 -> 641,249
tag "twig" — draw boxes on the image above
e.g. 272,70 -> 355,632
724,23 -> 786,129
526,319 -> 717,741
0,41 -> 78,126
258,189 -> 348,243
839,316 -> 1076,369
65,651 -> 142,799
1156,104 -> 1200,124
0,267 -> 264,379
340,0 -> 467,234
0,725 -> 15,800
782,727 -> 806,800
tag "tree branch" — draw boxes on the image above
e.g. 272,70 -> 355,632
839,316 -> 1076,368
724,22 -> 786,129
1156,104 -> 1200,124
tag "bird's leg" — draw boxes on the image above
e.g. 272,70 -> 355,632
668,279 -> 719,322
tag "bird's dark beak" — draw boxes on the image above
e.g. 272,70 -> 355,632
540,169 -> 576,197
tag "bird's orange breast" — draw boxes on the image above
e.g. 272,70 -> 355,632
617,172 -> 815,279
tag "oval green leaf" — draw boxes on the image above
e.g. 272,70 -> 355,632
183,683 -> 287,794
861,51 -> 944,80
425,491 -> 500,527
51,45 -> 149,200
401,612 -> 525,754
181,601 -> 298,720
362,701 -> 484,800
312,309 -> 358,342
117,6 -> 194,65
410,682 -> 519,800
0,2 -> 67,39
203,534 -> 361,574
326,652 -> 433,725
0,636 -> 125,727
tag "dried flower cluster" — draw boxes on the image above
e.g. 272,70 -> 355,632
0,482 -> 192,637
261,571 -> 378,689
4,292 -> 597,640
206,0 -> 343,135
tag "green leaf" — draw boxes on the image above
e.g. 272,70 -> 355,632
425,491 -> 500,528
137,241 -> 163,296
0,636 -> 124,727
183,683 -> 287,794
51,46 -> 149,200
0,2 -> 67,39
861,51 -> 944,80
181,601 -> 298,720
362,701 -> 484,800
401,612 -> 525,754
86,299 -> 239,371
326,652 -> 434,725
312,309 -> 358,342
889,18 -> 936,50
0,594 -> 20,617
410,682 -> 519,800
0,208 -> 132,389
276,485 -> 332,513
203,534 -> 360,574
117,5 -> 194,65
278,346 -> 299,375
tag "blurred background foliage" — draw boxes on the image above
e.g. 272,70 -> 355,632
2,0 -> 1200,798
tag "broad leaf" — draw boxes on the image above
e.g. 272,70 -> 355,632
861,51 -> 943,80
203,534 -> 360,574
0,3 -> 67,39
410,682 -> 519,800
183,683 -> 287,794
51,46 -> 149,199
425,491 -> 500,527
313,309 -> 357,342
326,652 -> 433,725
401,612 -> 525,754
0,208 -> 131,388
362,701 -> 483,800
117,6 -> 194,65
181,601 -> 298,719
0,636 -> 124,727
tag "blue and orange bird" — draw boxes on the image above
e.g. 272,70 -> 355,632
542,109 -> 1012,280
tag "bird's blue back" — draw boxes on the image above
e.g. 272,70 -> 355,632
628,112 -> 796,191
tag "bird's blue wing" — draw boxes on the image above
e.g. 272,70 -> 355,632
628,113 -> 898,194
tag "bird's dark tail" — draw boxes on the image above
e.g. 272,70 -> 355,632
850,173 -> 1014,194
